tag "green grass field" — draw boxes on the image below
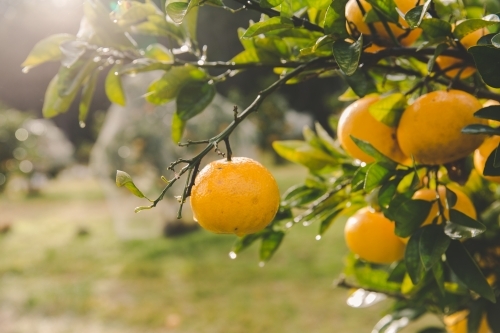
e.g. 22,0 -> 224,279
0,165 -> 441,332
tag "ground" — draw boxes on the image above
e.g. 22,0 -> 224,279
0,165 -> 440,332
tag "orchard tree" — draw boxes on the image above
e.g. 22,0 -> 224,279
23,0 -> 500,331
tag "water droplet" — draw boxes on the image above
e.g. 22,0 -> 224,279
258,261 -> 265,267
197,60 -> 204,66
93,56 -> 101,62
444,221 -> 485,240
293,217 -> 301,223
315,235 -> 321,240
285,222 -> 293,229
302,221 -> 310,226
113,19 -> 118,23
114,72 -> 119,76
79,121 -> 86,128
346,289 -> 387,308
22,67 -> 30,73
229,251 -> 237,259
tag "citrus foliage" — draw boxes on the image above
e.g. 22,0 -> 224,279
24,0 -> 500,331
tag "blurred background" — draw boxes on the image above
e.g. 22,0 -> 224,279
0,1 -> 440,332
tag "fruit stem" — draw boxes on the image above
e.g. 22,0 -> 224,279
224,138 -> 232,161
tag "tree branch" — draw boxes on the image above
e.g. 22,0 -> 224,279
231,0 -> 324,33
149,58 -> 323,214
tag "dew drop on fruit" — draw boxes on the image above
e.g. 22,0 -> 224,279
228,251 -> 237,259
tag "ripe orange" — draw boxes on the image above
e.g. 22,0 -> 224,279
337,95 -> 408,164
444,310 -> 491,333
435,25 -> 487,79
190,157 -> 280,236
397,90 -> 487,165
400,185 -> 476,243
474,135 -> 500,183
345,0 -> 421,47
344,207 -> 405,264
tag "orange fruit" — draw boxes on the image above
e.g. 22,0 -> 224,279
397,90 -> 487,165
345,0 -> 421,47
474,135 -> 500,183
337,95 -> 408,164
435,24 -> 487,79
190,157 -> 280,236
444,310 -> 491,333
344,207 -> 405,264
400,185 -> 476,243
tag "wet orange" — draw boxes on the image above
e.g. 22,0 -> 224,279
397,90 -> 487,165
344,207 -> 405,264
337,95 -> 408,164
190,157 -> 280,236
345,0 -> 421,46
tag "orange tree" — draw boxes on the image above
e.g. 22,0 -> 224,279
23,0 -> 500,331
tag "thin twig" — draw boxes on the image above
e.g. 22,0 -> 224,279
231,0 -> 324,33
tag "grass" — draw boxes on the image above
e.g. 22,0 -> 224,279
0,164 -> 441,333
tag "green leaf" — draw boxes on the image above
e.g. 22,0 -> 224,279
171,112 -> 186,143
420,18 -> 452,40
146,66 -> 205,105
323,0 -> 349,38
419,225 -> 450,271
378,178 -> 400,209
318,205 -> 348,235
454,16 -> 500,40
260,0 -> 284,8
21,33 -> 75,70
393,199 -> 433,237
445,187 -> 457,208
444,209 -> 486,239
474,105 -> 500,122
314,122 -> 346,158
79,68 -> 99,128
468,300 -> 487,333
105,64 -> 126,106
432,260 -> 446,295
368,93 -> 407,127
486,302 -> 500,331
332,35 -> 363,76
59,40 -> 88,68
342,68 -> 377,97
365,0 -> 400,23
483,144 -> 500,176
446,241 -> 496,303
176,81 -> 215,121
364,162 -> 392,191
351,165 -> 369,191
42,74 -> 78,118
272,140 -> 338,170
260,231 -> 285,262
428,43 -> 448,73
144,43 -> 174,62
405,0 -> 431,29
462,124 -> 500,135
405,228 -> 424,284
350,136 -> 397,167
469,45 -> 500,88
387,260 -> 406,283
281,184 -> 324,207
241,17 -> 294,39
232,232 -> 263,254
492,33 -> 500,48
57,59 -> 97,97
120,59 -> 172,75
165,2 -> 188,23
116,170 -> 148,199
